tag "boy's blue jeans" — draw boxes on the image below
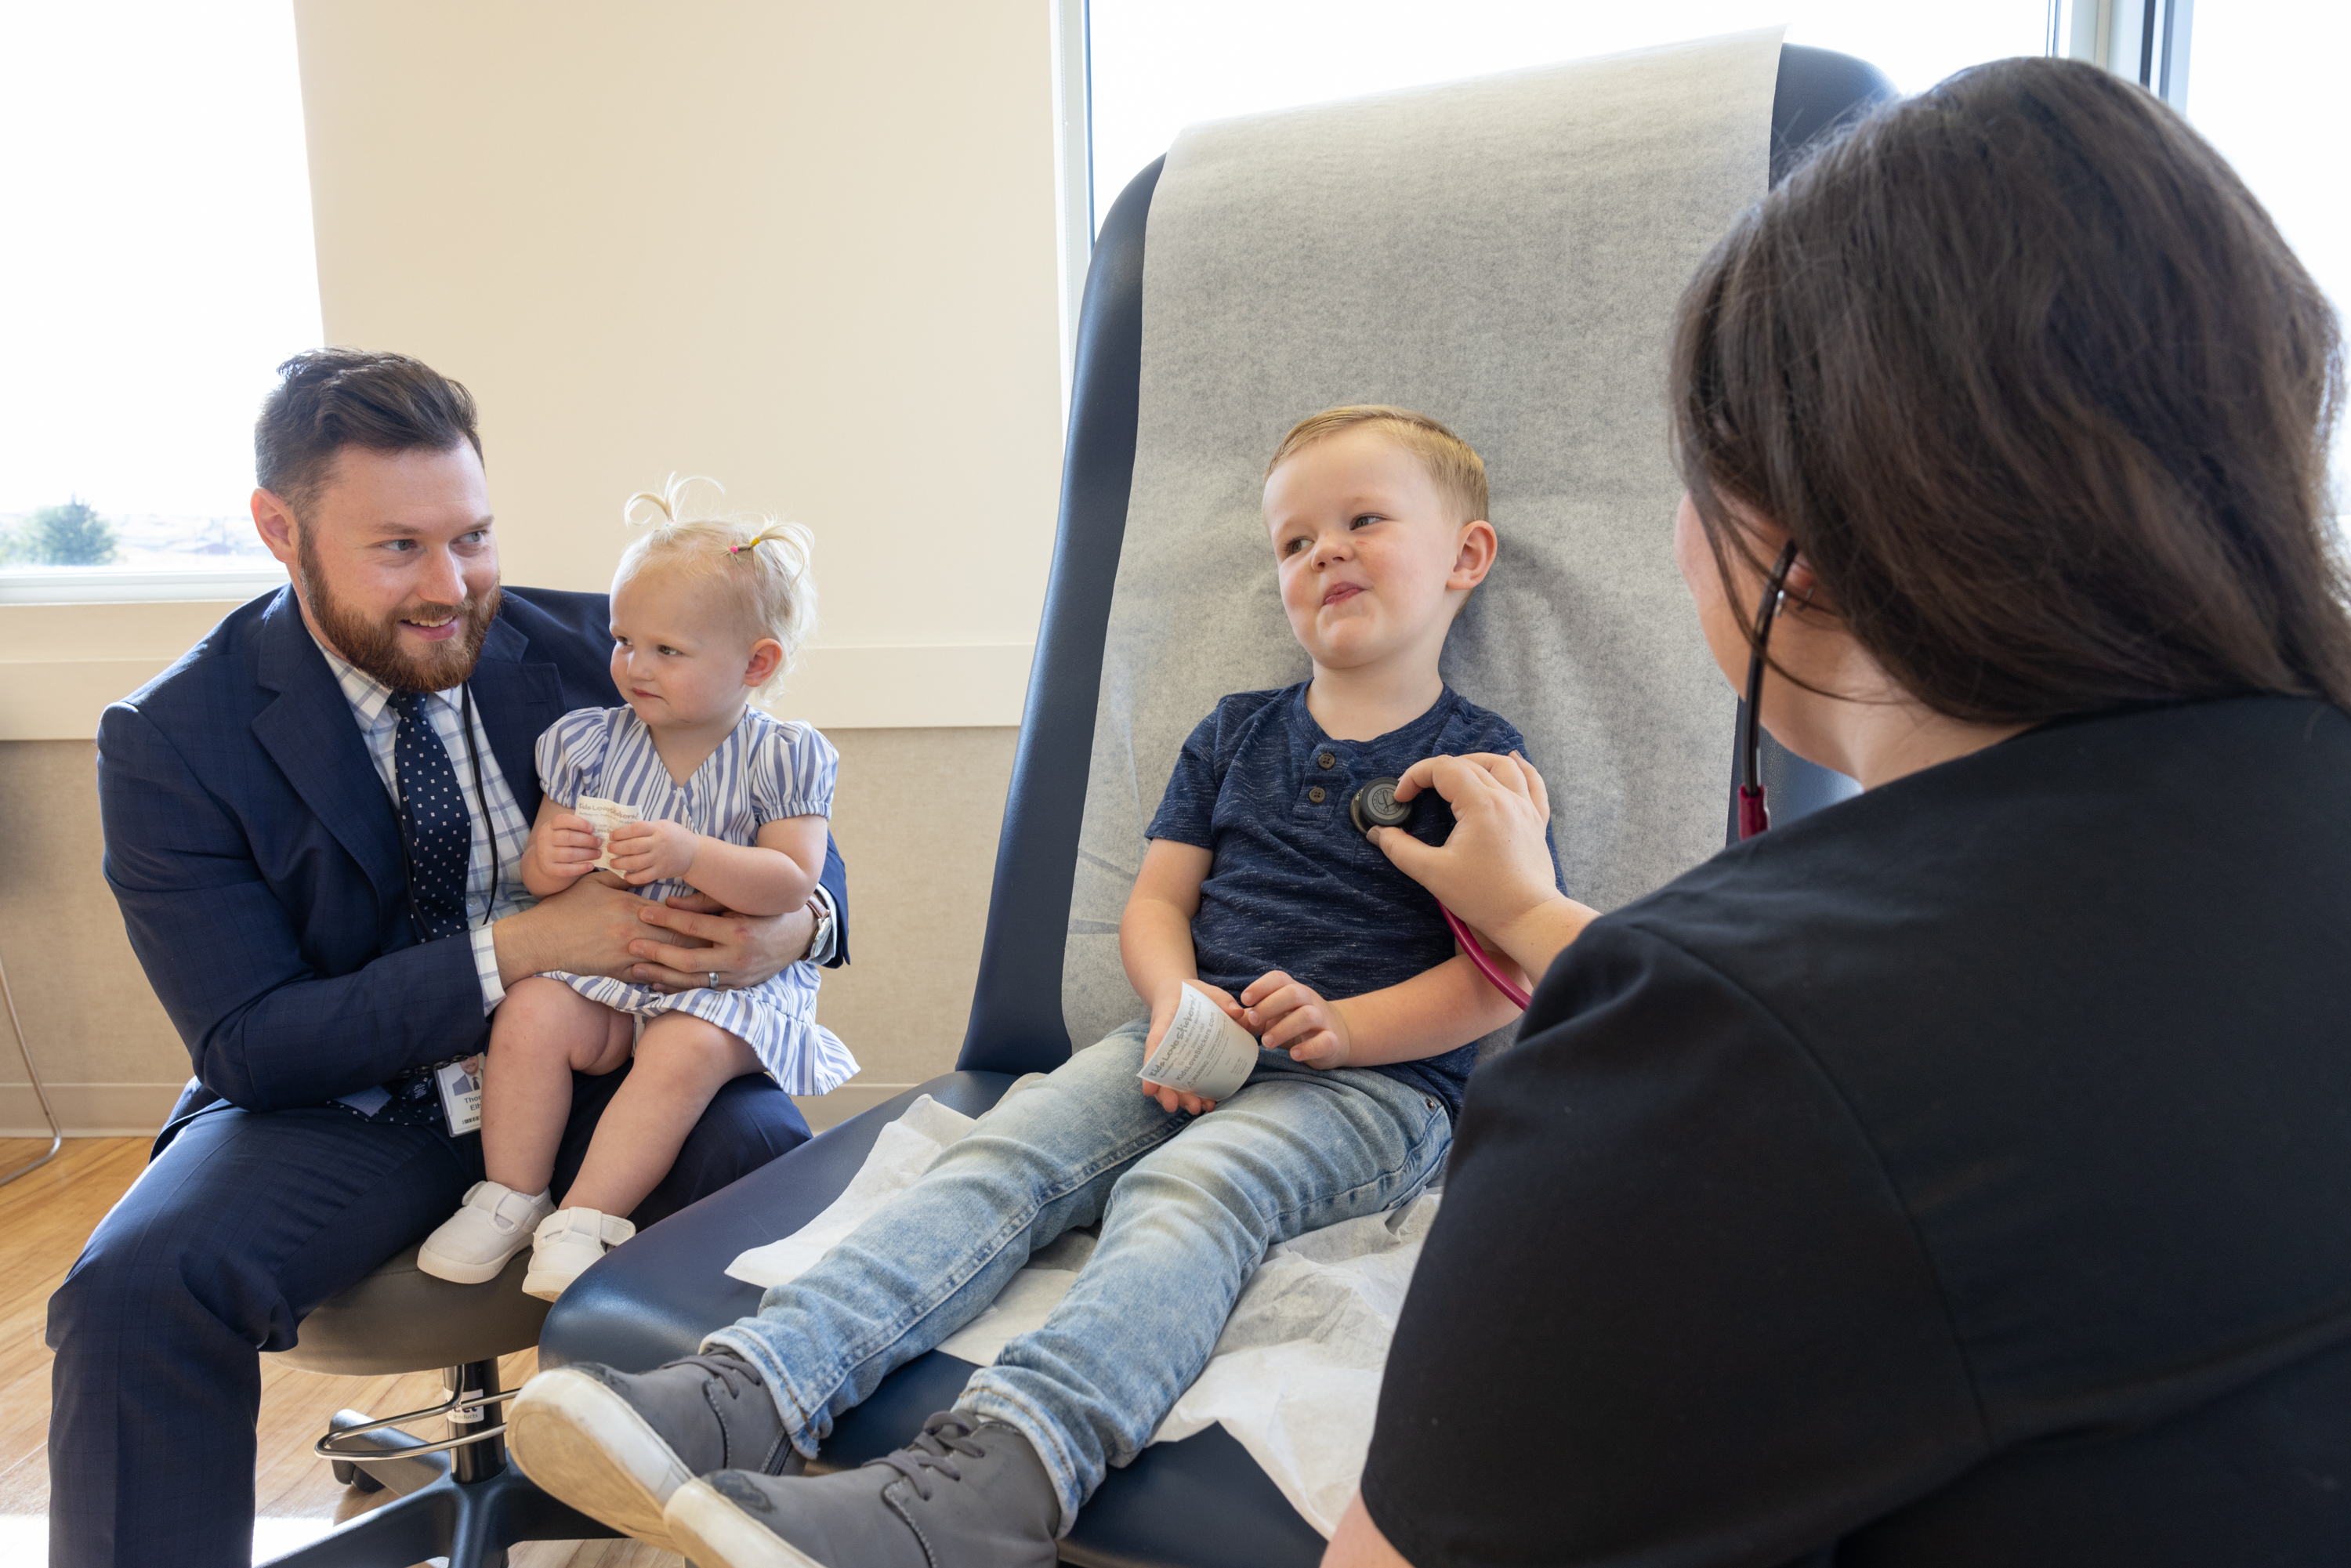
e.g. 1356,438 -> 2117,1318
705,1018 -> 1452,1530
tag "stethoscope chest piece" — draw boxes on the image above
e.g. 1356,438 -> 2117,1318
1349,776 -> 1412,836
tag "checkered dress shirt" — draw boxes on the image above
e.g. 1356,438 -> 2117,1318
310,632 -> 533,1013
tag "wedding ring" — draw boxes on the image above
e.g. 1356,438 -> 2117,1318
708,971 -> 721,990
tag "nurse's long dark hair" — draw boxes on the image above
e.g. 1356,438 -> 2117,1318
1672,56 -> 2351,722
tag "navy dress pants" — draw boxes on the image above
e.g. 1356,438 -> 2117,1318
44,1064 -> 809,1568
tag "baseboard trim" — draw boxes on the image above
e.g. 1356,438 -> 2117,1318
0,1081 -> 183,1138
791,1082 -> 919,1134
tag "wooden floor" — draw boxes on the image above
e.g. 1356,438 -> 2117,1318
0,1135 -> 683,1566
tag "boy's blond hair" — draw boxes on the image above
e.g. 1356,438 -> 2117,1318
1264,406 -> 1489,523
616,476 -> 817,697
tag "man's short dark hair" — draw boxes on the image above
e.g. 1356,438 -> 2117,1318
255,348 -> 484,517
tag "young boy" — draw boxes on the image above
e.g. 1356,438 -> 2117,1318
505,406 -> 1556,1568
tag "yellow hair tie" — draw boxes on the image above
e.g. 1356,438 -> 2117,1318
728,533 -> 773,556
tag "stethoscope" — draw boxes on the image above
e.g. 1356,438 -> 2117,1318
1339,539 -> 1802,1013
1733,541 -> 1802,842
1348,775 -> 1532,1010
395,683 -> 501,945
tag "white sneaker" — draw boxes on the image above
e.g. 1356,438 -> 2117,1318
417,1181 -> 556,1284
523,1207 -> 636,1302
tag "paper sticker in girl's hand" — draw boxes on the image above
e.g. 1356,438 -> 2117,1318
575,795 -> 642,872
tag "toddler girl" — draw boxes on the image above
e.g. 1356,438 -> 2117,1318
419,480 -> 857,1299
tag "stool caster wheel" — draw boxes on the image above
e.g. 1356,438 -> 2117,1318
330,1458 -> 386,1492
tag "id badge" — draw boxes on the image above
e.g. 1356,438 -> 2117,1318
437,1055 -> 486,1135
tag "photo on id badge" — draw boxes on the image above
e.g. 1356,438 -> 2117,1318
437,1056 -> 485,1134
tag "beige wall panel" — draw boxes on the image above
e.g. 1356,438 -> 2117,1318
291,0 -> 1065,646
0,742 -> 187,1101
799,726 -> 1020,1128
0,729 -> 1027,1139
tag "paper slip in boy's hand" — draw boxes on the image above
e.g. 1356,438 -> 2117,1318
1140,981 -> 1262,1102
575,795 -> 642,873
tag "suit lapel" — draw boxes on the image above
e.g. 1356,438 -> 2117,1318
467,610 -> 567,820
249,588 -> 407,903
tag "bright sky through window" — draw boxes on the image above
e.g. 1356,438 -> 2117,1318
0,1 -> 322,570
2184,1 -> 2350,513
1088,2 -> 2052,228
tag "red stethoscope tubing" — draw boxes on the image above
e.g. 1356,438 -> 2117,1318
1735,541 -> 1803,842
1438,900 -> 1532,1010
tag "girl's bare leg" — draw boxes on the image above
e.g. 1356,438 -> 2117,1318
561,1012 -> 760,1217
481,978 -> 636,1195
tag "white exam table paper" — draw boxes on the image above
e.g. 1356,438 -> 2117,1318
726,1091 -> 1433,1536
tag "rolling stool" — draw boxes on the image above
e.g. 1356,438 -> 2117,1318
255,1242 -> 619,1568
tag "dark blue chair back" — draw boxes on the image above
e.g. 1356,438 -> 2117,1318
960,45 -> 1893,1080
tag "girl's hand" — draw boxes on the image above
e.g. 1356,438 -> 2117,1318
534,811 -> 603,882
1241,971 -> 1352,1069
607,819 -> 701,886
1139,976 -> 1242,1115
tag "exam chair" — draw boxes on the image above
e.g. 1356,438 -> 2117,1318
266,41 -> 1888,1568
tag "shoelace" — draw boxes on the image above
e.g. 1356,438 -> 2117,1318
865,1414 -> 987,1502
674,1351 -> 764,1404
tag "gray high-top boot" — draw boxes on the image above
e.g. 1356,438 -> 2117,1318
663,1408 -> 1061,1568
506,1349 -> 803,1553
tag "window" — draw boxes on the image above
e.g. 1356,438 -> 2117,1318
2181,2 -> 2349,513
1073,2 -> 2345,512
1085,2 -> 2052,235
0,0 -> 319,602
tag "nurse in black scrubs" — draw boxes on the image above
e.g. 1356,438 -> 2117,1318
1328,57 -> 2351,1568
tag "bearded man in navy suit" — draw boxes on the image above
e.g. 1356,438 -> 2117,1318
45,349 -> 849,1568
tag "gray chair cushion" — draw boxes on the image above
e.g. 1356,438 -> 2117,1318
267,1243 -> 549,1376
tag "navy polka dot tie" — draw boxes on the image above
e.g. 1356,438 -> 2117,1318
391,690 -> 473,940
378,692 -> 473,1128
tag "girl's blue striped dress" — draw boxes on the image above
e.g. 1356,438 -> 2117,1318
532,705 -> 857,1096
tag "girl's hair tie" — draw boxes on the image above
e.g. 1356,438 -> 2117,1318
729,533 -> 775,556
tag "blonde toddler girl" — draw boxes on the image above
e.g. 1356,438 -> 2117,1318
419,480 -> 856,1298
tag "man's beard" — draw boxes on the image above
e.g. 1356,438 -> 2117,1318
297,528 -> 501,693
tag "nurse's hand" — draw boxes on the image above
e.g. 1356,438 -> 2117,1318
1373,751 -> 1596,980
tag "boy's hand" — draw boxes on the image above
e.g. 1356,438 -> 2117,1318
1139,976 -> 1244,1115
533,811 -> 603,882
607,819 -> 701,886
1241,971 -> 1352,1070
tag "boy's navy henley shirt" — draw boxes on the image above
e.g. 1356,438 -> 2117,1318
1145,682 -> 1558,1120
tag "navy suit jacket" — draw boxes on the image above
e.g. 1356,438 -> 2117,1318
99,584 -> 849,1114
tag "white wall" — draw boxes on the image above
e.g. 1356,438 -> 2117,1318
0,0 -> 1067,743
0,0 -> 1070,1129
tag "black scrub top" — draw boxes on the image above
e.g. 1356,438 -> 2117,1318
1364,695 -> 2351,1568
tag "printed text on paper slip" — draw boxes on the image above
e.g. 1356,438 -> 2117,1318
1139,981 -> 1262,1100
576,795 -> 642,873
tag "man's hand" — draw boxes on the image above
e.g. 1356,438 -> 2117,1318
1241,970 -> 1353,1069
607,819 -> 702,888
625,893 -> 817,991
1139,976 -> 1243,1116
491,877 -> 676,987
